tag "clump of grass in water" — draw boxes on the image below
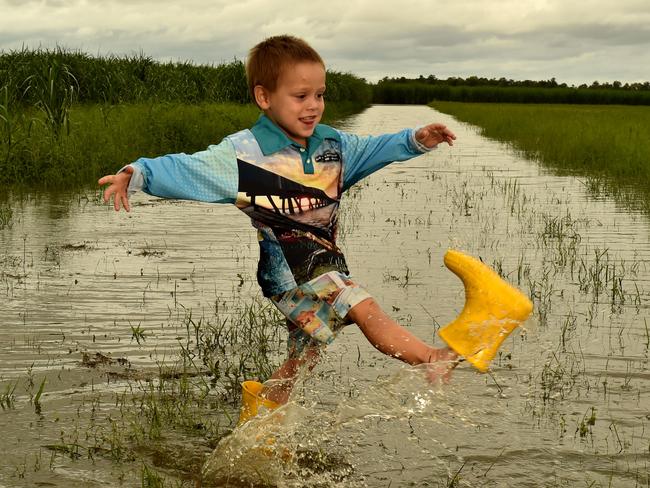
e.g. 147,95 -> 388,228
47,296 -> 286,485
0,202 -> 13,229
32,377 -> 46,415
0,380 -> 18,409
178,297 -> 286,396
574,247 -> 636,309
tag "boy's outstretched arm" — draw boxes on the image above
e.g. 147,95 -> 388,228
97,139 -> 239,211
415,123 -> 456,148
339,122 -> 456,192
98,166 -> 134,212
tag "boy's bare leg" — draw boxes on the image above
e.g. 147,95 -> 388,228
263,346 -> 321,404
348,298 -> 458,382
261,296 -> 456,404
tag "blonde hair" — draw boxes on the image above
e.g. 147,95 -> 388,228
246,35 -> 324,105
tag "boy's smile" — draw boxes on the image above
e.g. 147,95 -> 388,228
255,61 -> 326,147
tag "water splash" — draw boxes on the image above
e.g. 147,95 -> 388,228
202,364 -> 474,487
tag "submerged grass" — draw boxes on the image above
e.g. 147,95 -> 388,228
431,102 -> 650,211
33,295 -> 287,486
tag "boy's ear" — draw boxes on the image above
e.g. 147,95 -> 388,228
253,85 -> 271,110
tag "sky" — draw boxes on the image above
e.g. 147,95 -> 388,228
1,0 -> 649,86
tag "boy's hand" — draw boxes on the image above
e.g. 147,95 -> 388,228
98,166 -> 133,212
416,123 -> 456,148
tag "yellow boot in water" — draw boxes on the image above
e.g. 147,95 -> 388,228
438,249 -> 533,372
238,381 -> 279,425
236,381 -> 294,461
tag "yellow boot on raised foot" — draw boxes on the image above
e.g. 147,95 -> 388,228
438,249 -> 533,372
238,380 -> 279,425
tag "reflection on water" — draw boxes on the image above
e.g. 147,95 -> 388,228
2,105 -> 650,487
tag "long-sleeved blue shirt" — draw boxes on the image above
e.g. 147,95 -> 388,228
127,114 -> 433,296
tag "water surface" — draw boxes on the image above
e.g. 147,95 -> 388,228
1,104 -> 649,487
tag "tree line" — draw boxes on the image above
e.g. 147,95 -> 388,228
372,76 -> 650,105
380,74 -> 650,91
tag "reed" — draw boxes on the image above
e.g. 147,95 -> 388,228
0,201 -> 12,229
26,57 -> 78,137
0,47 -> 371,106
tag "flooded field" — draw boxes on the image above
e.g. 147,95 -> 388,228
1,104 -> 650,487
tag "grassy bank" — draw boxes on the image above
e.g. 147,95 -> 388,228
0,102 -> 364,188
0,48 -> 372,188
431,101 -> 650,208
0,100 -> 367,188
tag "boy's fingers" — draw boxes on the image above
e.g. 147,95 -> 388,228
121,194 -> 130,212
98,175 -> 112,186
102,186 -> 112,203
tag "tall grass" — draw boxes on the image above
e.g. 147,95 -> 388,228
0,48 -> 249,105
0,47 -> 371,187
432,101 -> 650,208
374,82 -> 650,105
0,47 -> 372,106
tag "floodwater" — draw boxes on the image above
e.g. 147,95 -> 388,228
2,104 -> 650,487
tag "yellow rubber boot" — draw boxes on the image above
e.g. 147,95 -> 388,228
236,381 -> 293,461
438,249 -> 533,372
238,381 -> 280,425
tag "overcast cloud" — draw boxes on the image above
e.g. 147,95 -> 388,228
1,0 -> 648,85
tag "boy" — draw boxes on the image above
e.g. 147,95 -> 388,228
99,35 -> 458,407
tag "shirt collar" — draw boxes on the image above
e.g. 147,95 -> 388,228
250,114 -> 340,156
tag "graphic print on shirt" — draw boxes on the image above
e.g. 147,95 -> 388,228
236,159 -> 338,242
229,129 -> 349,291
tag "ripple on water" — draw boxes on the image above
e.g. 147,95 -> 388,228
2,105 -> 650,487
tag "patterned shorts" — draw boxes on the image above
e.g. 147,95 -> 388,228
271,271 -> 371,357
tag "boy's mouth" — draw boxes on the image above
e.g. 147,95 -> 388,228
299,116 -> 317,126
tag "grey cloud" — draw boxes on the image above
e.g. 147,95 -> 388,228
1,0 -> 40,5
1,0 -> 649,85
506,21 -> 650,48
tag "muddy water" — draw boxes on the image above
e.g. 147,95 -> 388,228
2,104 -> 650,487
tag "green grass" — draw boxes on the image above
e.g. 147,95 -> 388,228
431,102 -> 650,209
0,100 -> 366,188
0,47 -> 372,106
0,47 -> 372,188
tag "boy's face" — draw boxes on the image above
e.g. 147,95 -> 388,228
255,61 -> 326,147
